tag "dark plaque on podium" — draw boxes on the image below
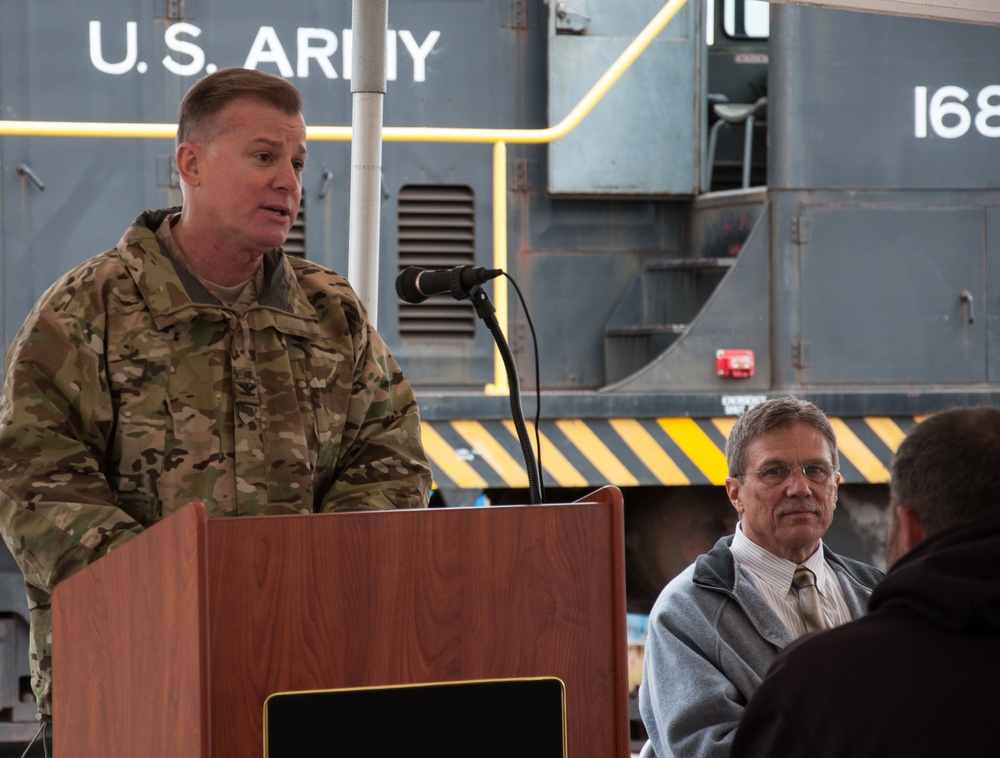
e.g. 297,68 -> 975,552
264,677 -> 567,757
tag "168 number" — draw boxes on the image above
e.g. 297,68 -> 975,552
914,86 -> 1000,139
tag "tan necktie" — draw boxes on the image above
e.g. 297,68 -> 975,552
792,566 -> 829,634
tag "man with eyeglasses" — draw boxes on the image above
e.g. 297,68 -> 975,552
731,405 -> 1000,757
639,396 -> 882,758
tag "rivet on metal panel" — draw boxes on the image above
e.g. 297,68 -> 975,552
164,0 -> 184,21
511,0 -> 528,30
791,216 -> 810,244
514,321 -> 529,355
513,159 -> 530,192
791,340 -> 811,369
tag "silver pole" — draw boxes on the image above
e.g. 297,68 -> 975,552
347,0 -> 388,327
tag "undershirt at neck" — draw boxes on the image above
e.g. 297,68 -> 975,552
160,213 -> 253,305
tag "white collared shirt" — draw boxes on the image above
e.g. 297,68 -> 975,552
731,522 -> 854,638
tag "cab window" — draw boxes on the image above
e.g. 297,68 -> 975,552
723,0 -> 770,39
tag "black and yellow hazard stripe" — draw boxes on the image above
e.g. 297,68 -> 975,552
422,415 -> 924,490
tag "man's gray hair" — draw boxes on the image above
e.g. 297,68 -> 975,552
725,396 -> 838,477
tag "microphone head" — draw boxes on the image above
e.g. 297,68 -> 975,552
395,267 -> 428,304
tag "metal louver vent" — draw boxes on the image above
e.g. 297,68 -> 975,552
283,196 -> 306,258
397,184 -> 476,339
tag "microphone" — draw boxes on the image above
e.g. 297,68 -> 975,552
395,265 -> 503,304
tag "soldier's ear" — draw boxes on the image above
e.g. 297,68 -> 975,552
176,142 -> 202,187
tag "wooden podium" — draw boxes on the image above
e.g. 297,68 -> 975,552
52,487 -> 629,757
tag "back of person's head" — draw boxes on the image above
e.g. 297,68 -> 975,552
890,405 -> 1000,536
725,396 -> 838,477
177,67 -> 303,147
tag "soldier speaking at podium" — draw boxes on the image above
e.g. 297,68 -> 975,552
0,67 -> 432,722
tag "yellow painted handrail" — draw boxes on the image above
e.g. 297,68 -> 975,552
0,0 -> 688,393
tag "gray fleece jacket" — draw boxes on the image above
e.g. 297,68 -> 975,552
638,535 -> 882,758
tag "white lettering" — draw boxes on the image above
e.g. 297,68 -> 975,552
296,28 -> 338,79
88,21 -> 444,83
244,26 -> 294,77
721,394 -> 767,416
386,30 -> 397,82
398,30 -> 440,83
163,22 -> 205,77
929,85 -> 971,139
914,86 -> 927,139
974,84 -> 1000,138
916,85 -> 1000,139
89,21 -> 138,75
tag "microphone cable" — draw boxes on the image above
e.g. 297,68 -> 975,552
503,272 -> 545,503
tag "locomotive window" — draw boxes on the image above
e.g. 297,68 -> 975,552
723,0 -> 769,39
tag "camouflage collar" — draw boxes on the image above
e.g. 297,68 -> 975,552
117,209 -> 321,335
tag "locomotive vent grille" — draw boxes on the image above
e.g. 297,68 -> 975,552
397,184 -> 476,339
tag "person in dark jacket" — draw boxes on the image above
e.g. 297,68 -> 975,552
731,405 -> 1000,758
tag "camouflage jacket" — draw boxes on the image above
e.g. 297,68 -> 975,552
0,208 -> 432,714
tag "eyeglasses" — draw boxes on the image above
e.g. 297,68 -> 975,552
735,465 -> 838,486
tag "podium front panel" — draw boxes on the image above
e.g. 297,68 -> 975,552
207,499 -> 627,757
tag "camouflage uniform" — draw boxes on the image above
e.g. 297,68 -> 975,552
0,208 -> 432,715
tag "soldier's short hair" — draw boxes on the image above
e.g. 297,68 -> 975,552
890,405 -> 1000,535
177,67 -> 303,146
725,396 -> 838,477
